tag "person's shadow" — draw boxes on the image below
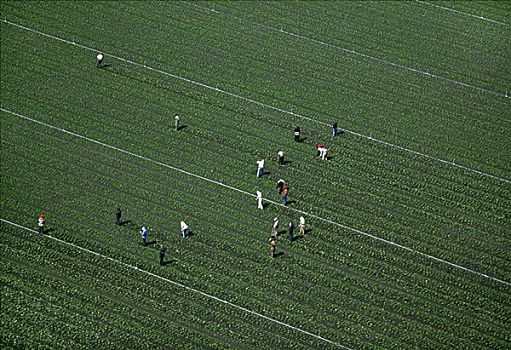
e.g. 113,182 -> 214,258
161,259 -> 176,266
119,220 -> 132,227
182,230 -> 195,238
176,125 -> 188,131
276,229 -> 287,237
43,228 -> 55,235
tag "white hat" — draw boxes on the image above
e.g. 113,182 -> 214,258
97,53 -> 104,60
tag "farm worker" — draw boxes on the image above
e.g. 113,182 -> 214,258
294,126 -> 301,142
256,159 -> 265,178
316,144 -> 328,160
96,52 -> 104,68
299,216 -> 306,235
320,147 -> 329,160
287,221 -> 295,242
271,217 -> 279,238
180,221 -> 189,238
140,226 -> 149,246
256,190 -> 263,210
268,236 -> 276,258
281,186 -> 288,206
174,115 -> 180,131
37,213 -> 45,234
316,143 -> 325,157
159,245 -> 166,266
332,122 -> 338,137
277,151 -> 285,165
115,208 -> 122,226
276,179 -> 285,194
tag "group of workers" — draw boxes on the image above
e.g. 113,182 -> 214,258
137,218 -> 189,265
261,123 -> 340,257
268,216 -> 306,258
36,56 -> 342,263
37,209 -> 186,266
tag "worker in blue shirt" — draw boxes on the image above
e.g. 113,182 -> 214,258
140,226 -> 149,246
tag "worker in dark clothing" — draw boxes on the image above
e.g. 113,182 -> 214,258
96,53 -> 104,68
287,221 -> 295,242
37,213 -> 45,234
332,122 -> 338,137
115,208 -> 122,226
268,236 -> 276,258
159,245 -> 166,265
277,151 -> 285,166
294,126 -> 301,142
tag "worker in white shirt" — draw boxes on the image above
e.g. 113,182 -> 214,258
175,115 -> 180,131
299,216 -> 306,235
256,159 -> 265,178
317,146 -> 328,160
180,221 -> 189,238
96,53 -> 104,68
321,148 -> 329,160
256,191 -> 263,209
271,217 -> 279,238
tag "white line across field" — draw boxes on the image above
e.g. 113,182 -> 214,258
0,218 -> 351,349
186,2 -> 507,98
416,1 -> 508,26
2,19 -> 509,184
2,107 -> 509,287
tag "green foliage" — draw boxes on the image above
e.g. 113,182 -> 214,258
1,1 -> 510,349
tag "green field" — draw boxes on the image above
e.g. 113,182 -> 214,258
1,1 -> 510,349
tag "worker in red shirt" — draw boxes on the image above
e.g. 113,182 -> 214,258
37,213 -> 45,234
316,143 -> 325,157
281,186 -> 288,206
